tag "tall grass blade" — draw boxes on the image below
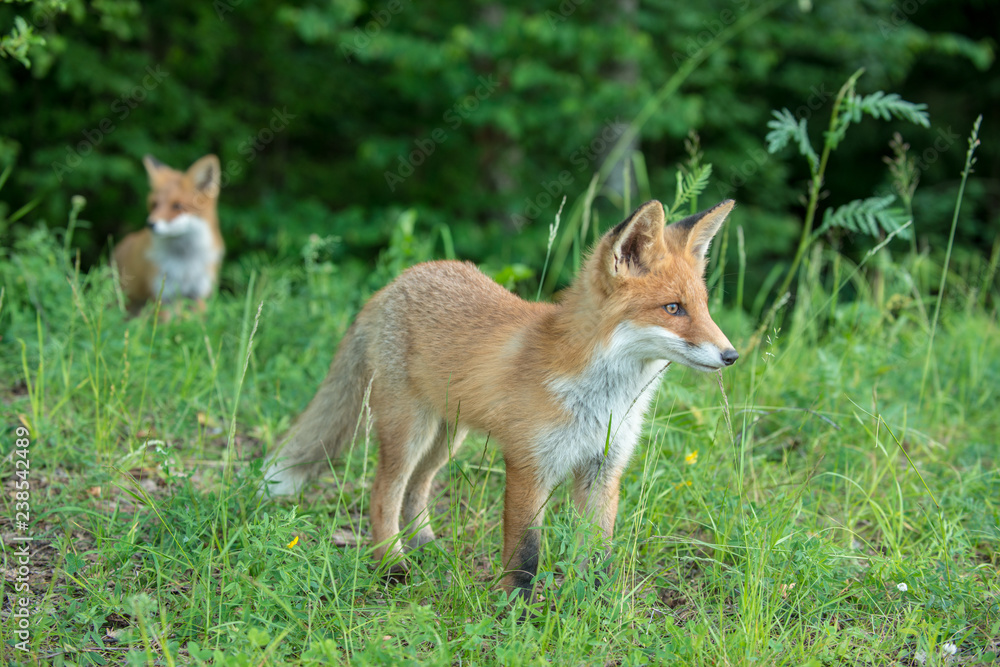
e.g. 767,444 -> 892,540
920,115 -> 982,407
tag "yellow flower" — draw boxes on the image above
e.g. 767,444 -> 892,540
674,480 -> 693,490
286,536 -> 299,549
685,450 -> 699,465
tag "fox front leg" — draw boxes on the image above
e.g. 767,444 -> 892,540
571,460 -> 624,576
500,462 -> 551,604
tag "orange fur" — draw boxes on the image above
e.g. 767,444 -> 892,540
112,154 -> 223,313
265,199 -> 739,602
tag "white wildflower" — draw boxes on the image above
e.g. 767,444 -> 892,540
896,582 -> 908,592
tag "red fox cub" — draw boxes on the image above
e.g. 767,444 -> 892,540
265,199 -> 739,600
112,154 -> 224,313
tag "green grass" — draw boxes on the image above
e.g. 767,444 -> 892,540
1,194 -> 999,666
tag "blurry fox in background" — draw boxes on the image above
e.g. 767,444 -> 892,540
113,154 -> 223,314
264,199 -> 739,602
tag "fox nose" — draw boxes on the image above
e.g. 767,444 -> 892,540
147,218 -> 157,229
721,348 -> 739,366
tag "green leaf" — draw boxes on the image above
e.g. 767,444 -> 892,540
765,108 -> 817,171
247,627 -> 271,648
667,163 -> 713,221
846,91 -> 930,128
0,15 -> 47,68
815,195 -> 912,240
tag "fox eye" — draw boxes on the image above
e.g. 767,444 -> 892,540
172,202 -> 183,211
663,303 -> 686,316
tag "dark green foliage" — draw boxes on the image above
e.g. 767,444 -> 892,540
0,0 -> 995,299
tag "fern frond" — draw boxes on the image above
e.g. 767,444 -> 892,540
816,195 -> 912,240
766,108 -> 817,170
668,163 -> 713,220
845,91 -> 930,128
765,108 -> 798,153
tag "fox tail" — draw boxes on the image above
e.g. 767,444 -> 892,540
262,320 -> 372,495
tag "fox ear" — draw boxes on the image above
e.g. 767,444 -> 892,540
672,199 -> 735,267
187,154 -> 221,199
607,200 -> 667,278
142,154 -> 167,182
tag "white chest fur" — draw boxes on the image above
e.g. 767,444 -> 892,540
535,322 -> 669,488
146,214 -> 221,301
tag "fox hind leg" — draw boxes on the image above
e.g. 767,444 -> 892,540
370,403 -> 438,573
401,420 -> 468,551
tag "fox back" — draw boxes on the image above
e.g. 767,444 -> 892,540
264,199 -> 738,603
112,154 -> 224,312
